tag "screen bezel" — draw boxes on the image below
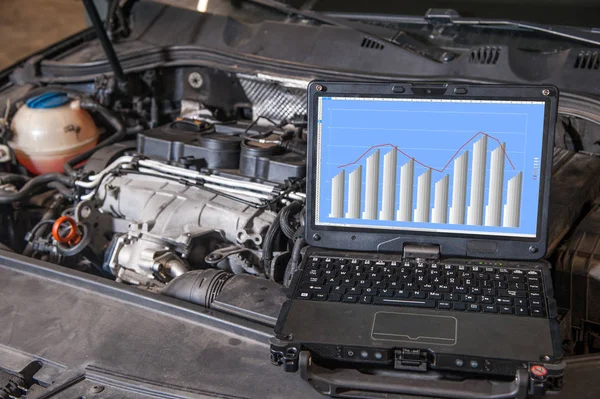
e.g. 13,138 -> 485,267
305,82 -> 558,259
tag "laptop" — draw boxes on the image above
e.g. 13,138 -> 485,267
271,82 -> 564,395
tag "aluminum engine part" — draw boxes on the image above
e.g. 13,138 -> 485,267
95,173 -> 277,282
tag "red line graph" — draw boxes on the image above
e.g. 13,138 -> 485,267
337,131 -> 515,172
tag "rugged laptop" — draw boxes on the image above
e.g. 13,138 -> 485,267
272,82 -> 564,397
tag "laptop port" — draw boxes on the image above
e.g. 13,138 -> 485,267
394,349 -> 429,371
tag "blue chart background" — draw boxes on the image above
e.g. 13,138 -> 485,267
316,97 -> 546,237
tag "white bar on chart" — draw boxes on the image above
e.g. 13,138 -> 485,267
485,143 -> 506,227
346,165 -> 362,219
362,149 -> 380,220
467,135 -> 488,225
503,172 -> 523,228
379,150 -> 397,220
396,159 -> 414,221
449,151 -> 469,224
432,175 -> 449,224
329,170 -> 345,218
413,169 -> 432,223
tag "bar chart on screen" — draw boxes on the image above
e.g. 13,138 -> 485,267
328,132 -> 523,228
316,96 -> 546,236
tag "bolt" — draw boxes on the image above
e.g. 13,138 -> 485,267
89,385 -> 104,394
312,233 -> 321,241
542,89 -> 550,96
542,355 -> 551,361
315,84 -> 323,91
207,253 -> 222,261
529,245 -> 538,253
188,72 -> 204,89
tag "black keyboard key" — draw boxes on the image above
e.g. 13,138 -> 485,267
428,292 -> 442,300
373,280 -> 386,289
300,283 -> 332,293
526,270 -> 540,277
509,275 -> 525,283
508,282 -> 526,291
454,286 -> 467,294
467,304 -> 480,312
453,302 -> 467,311
514,298 -> 527,307
483,305 -> 498,313
357,280 -> 371,288
515,307 -> 529,316
470,287 -> 482,295
405,282 -> 418,290
495,297 -> 513,305
495,281 -> 507,289
483,288 -> 495,296
373,298 -> 436,308
438,301 -> 451,309
531,308 -> 545,317
360,295 -> 372,304
395,290 -> 410,298
529,292 -> 542,300
363,287 -> 377,296
412,291 -> 426,299
332,286 -> 347,295
530,299 -> 543,307
379,289 -> 394,297
444,293 -> 460,301
304,276 -> 324,284
388,281 -> 402,289
328,293 -> 342,302
500,306 -> 513,314
298,291 -> 311,300
314,293 -> 328,301
480,296 -> 492,304
342,294 -> 359,303
498,289 -> 527,298
422,284 -> 434,291
464,295 -> 475,302
527,277 -> 540,284
528,284 -> 541,292
348,287 -> 362,295
437,285 -> 450,292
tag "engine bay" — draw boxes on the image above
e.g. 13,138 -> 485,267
3,2 -> 600,379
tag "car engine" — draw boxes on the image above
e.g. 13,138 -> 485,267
3,0 -> 600,363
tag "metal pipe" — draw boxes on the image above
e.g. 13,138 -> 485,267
82,0 -> 127,86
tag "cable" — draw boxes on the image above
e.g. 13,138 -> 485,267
280,201 -> 302,239
0,173 -> 72,204
283,232 -> 305,287
262,211 -> 282,280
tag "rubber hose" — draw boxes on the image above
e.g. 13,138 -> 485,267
280,201 -> 302,239
262,211 -> 282,280
63,99 -> 125,176
0,173 -> 30,186
0,173 -> 73,204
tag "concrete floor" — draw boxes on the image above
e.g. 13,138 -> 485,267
0,0 -> 86,69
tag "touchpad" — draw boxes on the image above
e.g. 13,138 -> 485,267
371,311 -> 457,346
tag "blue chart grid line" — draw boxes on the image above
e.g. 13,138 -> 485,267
315,97 -> 546,237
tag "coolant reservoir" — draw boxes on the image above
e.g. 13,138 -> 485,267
10,92 -> 99,174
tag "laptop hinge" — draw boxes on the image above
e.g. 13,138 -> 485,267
403,244 -> 440,260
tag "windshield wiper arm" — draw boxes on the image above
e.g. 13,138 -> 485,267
425,9 -> 600,47
237,0 -> 455,62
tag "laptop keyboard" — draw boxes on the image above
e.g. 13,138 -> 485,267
296,256 -> 547,317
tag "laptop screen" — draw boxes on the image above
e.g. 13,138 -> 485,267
314,96 -> 547,238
